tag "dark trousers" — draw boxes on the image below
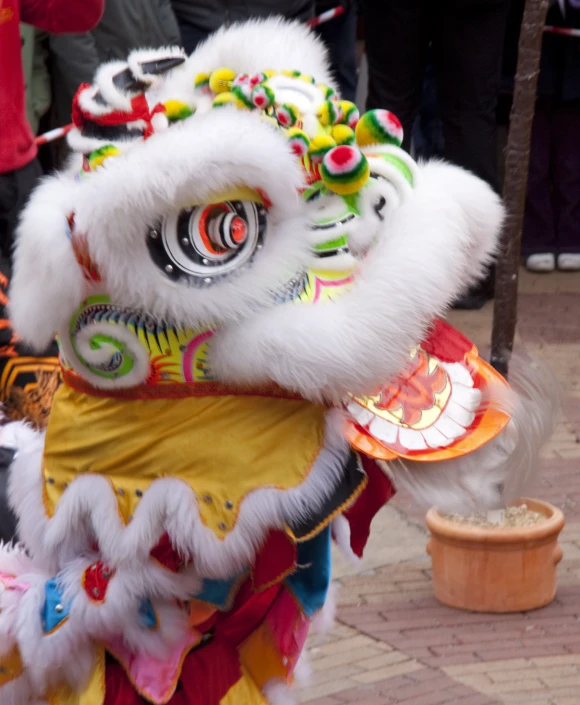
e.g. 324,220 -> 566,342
178,18 -> 210,55
315,5 -> 358,103
523,98 -> 580,256
363,0 -> 510,192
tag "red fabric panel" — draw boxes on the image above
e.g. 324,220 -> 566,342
252,530 -> 297,591
104,640 -> 243,705
20,0 -> 104,33
343,455 -> 396,557
421,318 -> 475,363
150,533 -> 185,572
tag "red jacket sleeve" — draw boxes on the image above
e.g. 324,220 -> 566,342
20,0 -> 105,34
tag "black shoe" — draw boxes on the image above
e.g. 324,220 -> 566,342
452,266 -> 495,310
452,293 -> 487,310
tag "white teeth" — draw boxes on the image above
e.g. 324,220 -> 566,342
422,426 -> 453,448
369,416 -> 398,444
346,400 -> 374,426
399,428 -> 428,450
450,385 -> 482,412
444,400 -> 475,429
433,414 -> 466,440
442,362 -> 474,388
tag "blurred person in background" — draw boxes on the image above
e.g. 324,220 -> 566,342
49,0 -> 181,149
0,0 -> 105,541
171,0 -> 314,54
519,0 -> 580,272
314,0 -> 358,102
20,24 -> 51,137
362,0 -> 510,309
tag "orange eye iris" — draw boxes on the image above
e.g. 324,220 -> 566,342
229,215 -> 248,245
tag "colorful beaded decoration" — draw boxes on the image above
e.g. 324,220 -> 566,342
320,146 -> 370,195
355,109 -> 404,148
192,67 -> 406,195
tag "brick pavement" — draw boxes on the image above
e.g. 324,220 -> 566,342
300,271 -> 580,705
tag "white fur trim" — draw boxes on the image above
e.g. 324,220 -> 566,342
66,127 -> 143,155
331,516 -> 359,564
92,61 -> 133,113
10,411 -> 349,579
64,109 -> 308,331
0,673 -> 34,705
211,160 -> 503,403
263,679 -> 298,705
10,175 -> 86,351
311,581 -> 337,635
127,47 -> 187,91
161,18 -> 335,108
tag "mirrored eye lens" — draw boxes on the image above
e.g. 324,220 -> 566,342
147,200 -> 266,284
208,212 -> 248,250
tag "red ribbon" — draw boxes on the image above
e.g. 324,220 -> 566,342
72,84 -> 166,138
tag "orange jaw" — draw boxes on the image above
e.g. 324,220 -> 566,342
345,321 -> 510,463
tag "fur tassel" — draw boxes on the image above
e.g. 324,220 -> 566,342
263,679 -> 298,705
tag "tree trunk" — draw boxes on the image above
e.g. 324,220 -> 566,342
490,0 -> 549,376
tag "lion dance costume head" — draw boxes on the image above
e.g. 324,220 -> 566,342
0,18 -> 555,705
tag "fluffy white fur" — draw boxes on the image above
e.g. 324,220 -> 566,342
161,18 -> 335,107
389,352 -> 559,514
126,46 -> 187,89
211,160 -> 503,402
9,174 -> 86,350
263,679 -> 298,705
331,515 -> 359,564
12,109 -> 308,351
7,411 -> 349,578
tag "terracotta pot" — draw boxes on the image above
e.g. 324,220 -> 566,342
426,498 -> 565,613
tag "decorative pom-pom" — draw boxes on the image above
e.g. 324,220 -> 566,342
298,74 -> 316,85
355,109 -> 404,148
194,72 -> 210,90
248,72 -> 267,87
163,100 -> 194,122
263,69 -> 277,78
212,92 -> 247,109
331,124 -> 356,146
252,84 -> 275,109
317,100 -> 342,127
320,145 -> 370,195
318,84 -> 336,101
277,103 -> 300,128
281,69 -> 302,78
231,84 -> 255,108
308,134 -> 337,162
209,67 -> 236,94
88,144 -> 121,170
286,128 -> 311,158
232,73 -> 249,87
338,101 -> 360,129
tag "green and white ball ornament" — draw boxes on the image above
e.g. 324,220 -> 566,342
320,145 -> 370,195
338,100 -> 360,129
286,128 -> 310,157
251,84 -> 275,109
317,100 -> 342,126
308,134 -> 337,162
277,103 -> 300,128
355,109 -> 404,148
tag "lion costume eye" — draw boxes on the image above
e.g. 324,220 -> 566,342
147,200 -> 267,284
